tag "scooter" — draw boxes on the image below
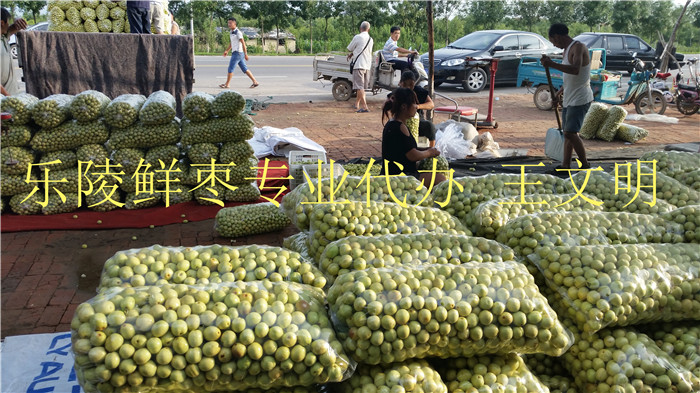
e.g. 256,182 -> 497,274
596,55 -> 666,115
675,57 -> 699,115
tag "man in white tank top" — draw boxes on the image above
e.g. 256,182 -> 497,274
541,23 -> 592,170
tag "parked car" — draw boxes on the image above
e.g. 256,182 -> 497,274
421,30 -> 561,92
8,22 -> 49,59
574,32 -> 684,73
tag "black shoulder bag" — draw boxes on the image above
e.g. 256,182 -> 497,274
349,37 -> 372,74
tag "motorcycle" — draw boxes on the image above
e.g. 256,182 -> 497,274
675,57 -> 699,115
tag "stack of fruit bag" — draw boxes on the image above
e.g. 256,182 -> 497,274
48,0 -> 129,33
181,90 -> 260,205
72,245 -> 354,393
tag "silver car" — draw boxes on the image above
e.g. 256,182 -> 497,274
8,21 -> 49,59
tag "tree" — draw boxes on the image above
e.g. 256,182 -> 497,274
14,0 -> 45,24
393,0 -> 428,50
611,0 -> 647,33
434,0 -> 466,46
468,0 -> 507,30
511,0 -> 542,32
542,1 -> 577,25
576,0 -> 613,32
640,1 -> 675,41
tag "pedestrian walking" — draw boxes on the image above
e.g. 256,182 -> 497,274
126,1 -> 151,34
221,17 -> 259,89
346,21 -> 373,112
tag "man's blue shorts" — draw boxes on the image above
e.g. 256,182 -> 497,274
228,52 -> 248,74
561,102 -> 591,133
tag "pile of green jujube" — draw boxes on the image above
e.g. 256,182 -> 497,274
97,244 -> 327,293
433,353 -> 549,393
630,165 -> 700,207
282,233 -> 311,260
71,281 -> 352,393
306,201 -> 469,262
328,263 -> 573,365
215,203 -> 291,238
282,175 -> 433,231
640,322 -> 700,377
662,205 -> 700,243
640,151 -> 700,177
528,243 -> 700,335
432,173 -> 566,227
318,233 -> 515,285
48,0 -> 130,34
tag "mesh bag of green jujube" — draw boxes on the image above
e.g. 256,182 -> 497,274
1,174 -> 36,197
468,192 -> 605,239
112,148 -> 145,175
70,281 -> 353,393
49,6 -> 66,26
145,145 -> 181,166
79,7 -> 96,21
85,189 -> 123,212
215,202 -> 291,238
180,115 -> 255,145
1,147 -> 35,176
522,353 -> 571,378
65,6 -> 81,25
39,150 -> 77,171
71,90 -> 111,122
631,164 -> 700,208
183,92 -> 214,122
662,205 -> 700,243
596,105 -> 627,142
9,191 -> 43,215
328,262 -> 574,365
76,144 -> 109,166
219,141 -> 254,164
165,189 -> 193,205
96,18 -> 111,32
82,0 -> 99,9
187,143 -> 220,165
318,232 -> 516,286
193,184 -> 227,206
108,120 -> 180,150
579,102 -> 608,140
282,232 -> 311,261
95,3 -> 108,20
42,192 -> 80,215
97,244 -> 325,292
83,19 -> 98,32
281,175 -> 434,231
528,243 -> 700,335
335,359 -> 447,393
639,322 -> 700,377
537,374 -> 577,393
306,200 -> 470,263
615,123 -> 648,143
639,151 -> 700,177
109,6 -> 125,20
405,114 -> 420,142
562,322 -> 700,393
566,170 -> 675,214
139,91 -> 177,125
32,94 -> 74,128
674,168 -> 700,191
1,93 -> 39,125
31,120 -> 109,153
343,162 -> 382,177
104,94 -> 147,129
416,156 -> 449,172
124,191 -> 162,210
111,18 -> 124,34
211,90 -> 246,117
496,210 -> 685,258
41,166 -> 81,194
432,173 -> 567,228
223,182 -> 260,203
433,354 -> 549,393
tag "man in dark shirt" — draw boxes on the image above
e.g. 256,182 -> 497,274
126,1 -> 151,34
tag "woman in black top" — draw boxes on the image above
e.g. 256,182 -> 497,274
381,88 -> 445,185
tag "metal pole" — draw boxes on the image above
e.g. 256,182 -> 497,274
190,0 -> 195,60
426,0 -> 434,122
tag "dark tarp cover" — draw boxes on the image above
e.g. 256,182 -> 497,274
16,31 -> 194,115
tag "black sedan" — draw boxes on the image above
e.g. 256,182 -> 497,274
421,30 -> 561,92
574,32 -> 684,73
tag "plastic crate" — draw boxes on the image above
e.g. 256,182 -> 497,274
288,150 -> 327,190
591,80 -> 619,100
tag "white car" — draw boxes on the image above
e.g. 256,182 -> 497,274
8,21 -> 48,59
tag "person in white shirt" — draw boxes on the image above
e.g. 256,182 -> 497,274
346,21 -> 373,113
150,0 -> 166,34
221,17 -> 259,89
541,23 -> 592,170
381,26 -> 417,72
1,7 -> 26,96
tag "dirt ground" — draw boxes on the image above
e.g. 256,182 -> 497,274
249,92 -> 700,161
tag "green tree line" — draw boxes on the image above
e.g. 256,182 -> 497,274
5,1 -> 700,54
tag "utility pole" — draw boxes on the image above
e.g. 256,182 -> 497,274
659,0 -> 691,72
426,0 -> 434,122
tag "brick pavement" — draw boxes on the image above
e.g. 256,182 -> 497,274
1,92 -> 698,339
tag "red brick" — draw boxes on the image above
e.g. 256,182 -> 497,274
26,289 -> 54,309
26,256 -> 54,276
0,277 -> 21,292
38,305 -> 66,327
1,290 -> 32,310
14,275 -> 42,292
55,323 -> 72,332
61,303 -> 79,324
50,288 -> 76,306
39,274 -> 64,288
32,326 -> 56,334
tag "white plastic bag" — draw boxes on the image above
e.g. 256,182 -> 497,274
435,125 -> 476,159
